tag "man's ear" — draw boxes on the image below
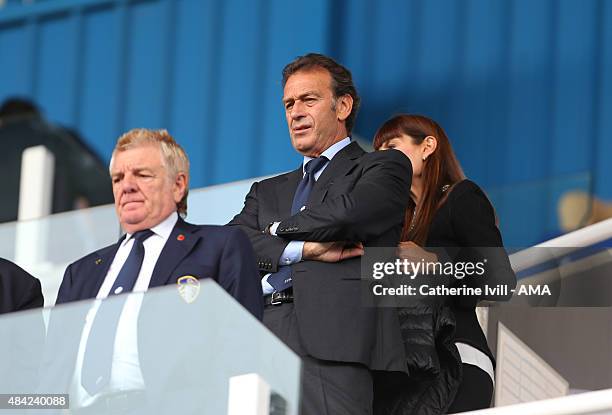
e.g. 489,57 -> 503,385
173,172 -> 188,203
336,94 -> 353,122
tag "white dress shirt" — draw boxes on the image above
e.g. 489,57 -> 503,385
70,212 -> 178,408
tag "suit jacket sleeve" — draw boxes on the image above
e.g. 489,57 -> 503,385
228,181 -> 290,273
217,227 -> 264,320
0,262 -> 45,392
450,186 -> 517,304
0,260 -> 44,313
275,149 -> 412,242
18,276 -> 43,311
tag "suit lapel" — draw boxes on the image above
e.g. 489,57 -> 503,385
276,142 -> 365,216
277,167 -> 303,216
310,141 -> 365,203
86,243 -> 121,299
148,218 -> 201,288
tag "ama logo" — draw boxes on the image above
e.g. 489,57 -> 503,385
516,284 -> 551,295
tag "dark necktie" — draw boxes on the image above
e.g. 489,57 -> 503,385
291,156 -> 328,215
268,156 -> 328,292
108,229 -> 155,295
81,229 -> 154,395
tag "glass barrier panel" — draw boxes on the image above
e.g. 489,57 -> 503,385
0,280 -> 301,414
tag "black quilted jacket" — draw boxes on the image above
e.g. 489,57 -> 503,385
374,304 -> 463,415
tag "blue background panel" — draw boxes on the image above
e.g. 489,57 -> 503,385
168,0 -> 219,185
79,4 -> 124,159
123,0 -> 169,131
0,0 -> 610,246
212,0 -> 268,183
594,0 -> 612,199
0,21 -> 33,98
36,13 -> 80,127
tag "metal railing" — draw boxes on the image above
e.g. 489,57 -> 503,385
460,388 -> 612,415
510,217 -> 612,274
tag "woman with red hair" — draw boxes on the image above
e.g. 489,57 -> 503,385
373,114 -> 516,413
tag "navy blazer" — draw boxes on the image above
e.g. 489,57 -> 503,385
56,217 -> 263,319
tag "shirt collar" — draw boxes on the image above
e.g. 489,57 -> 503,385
123,211 -> 178,246
302,137 -> 351,170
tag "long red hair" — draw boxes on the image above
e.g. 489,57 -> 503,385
373,114 -> 465,245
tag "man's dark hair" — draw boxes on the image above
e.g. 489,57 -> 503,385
282,53 -> 360,136
0,98 -> 39,119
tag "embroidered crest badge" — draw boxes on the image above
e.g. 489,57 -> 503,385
177,275 -> 200,304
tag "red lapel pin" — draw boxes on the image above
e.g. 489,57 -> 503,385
177,234 -> 185,241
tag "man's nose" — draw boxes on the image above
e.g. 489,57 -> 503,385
121,174 -> 137,192
290,101 -> 305,119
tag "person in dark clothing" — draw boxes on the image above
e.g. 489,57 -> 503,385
0,258 -> 45,393
0,257 -> 43,313
373,114 -> 516,414
229,54 -> 412,415
0,97 -> 113,223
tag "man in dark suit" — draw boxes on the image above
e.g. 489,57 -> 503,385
0,258 -> 43,313
229,53 -> 412,415
49,128 -> 262,413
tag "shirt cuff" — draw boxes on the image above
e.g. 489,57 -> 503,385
279,241 -> 304,265
261,273 -> 275,295
269,222 -> 280,236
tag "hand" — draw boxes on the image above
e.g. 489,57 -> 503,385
303,241 -> 365,263
397,241 -> 438,264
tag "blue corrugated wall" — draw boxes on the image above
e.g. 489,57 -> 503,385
1,0 -> 610,246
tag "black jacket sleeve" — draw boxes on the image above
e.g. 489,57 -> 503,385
275,149 -> 412,242
0,259 -> 44,314
227,181 -> 291,273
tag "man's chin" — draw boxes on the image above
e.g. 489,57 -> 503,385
120,215 -> 148,232
291,136 -> 315,154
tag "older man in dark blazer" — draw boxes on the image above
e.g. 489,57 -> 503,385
56,128 -> 262,313
47,129 -> 262,413
229,53 -> 412,415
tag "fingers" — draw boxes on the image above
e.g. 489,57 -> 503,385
339,244 -> 365,261
341,249 -> 363,261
